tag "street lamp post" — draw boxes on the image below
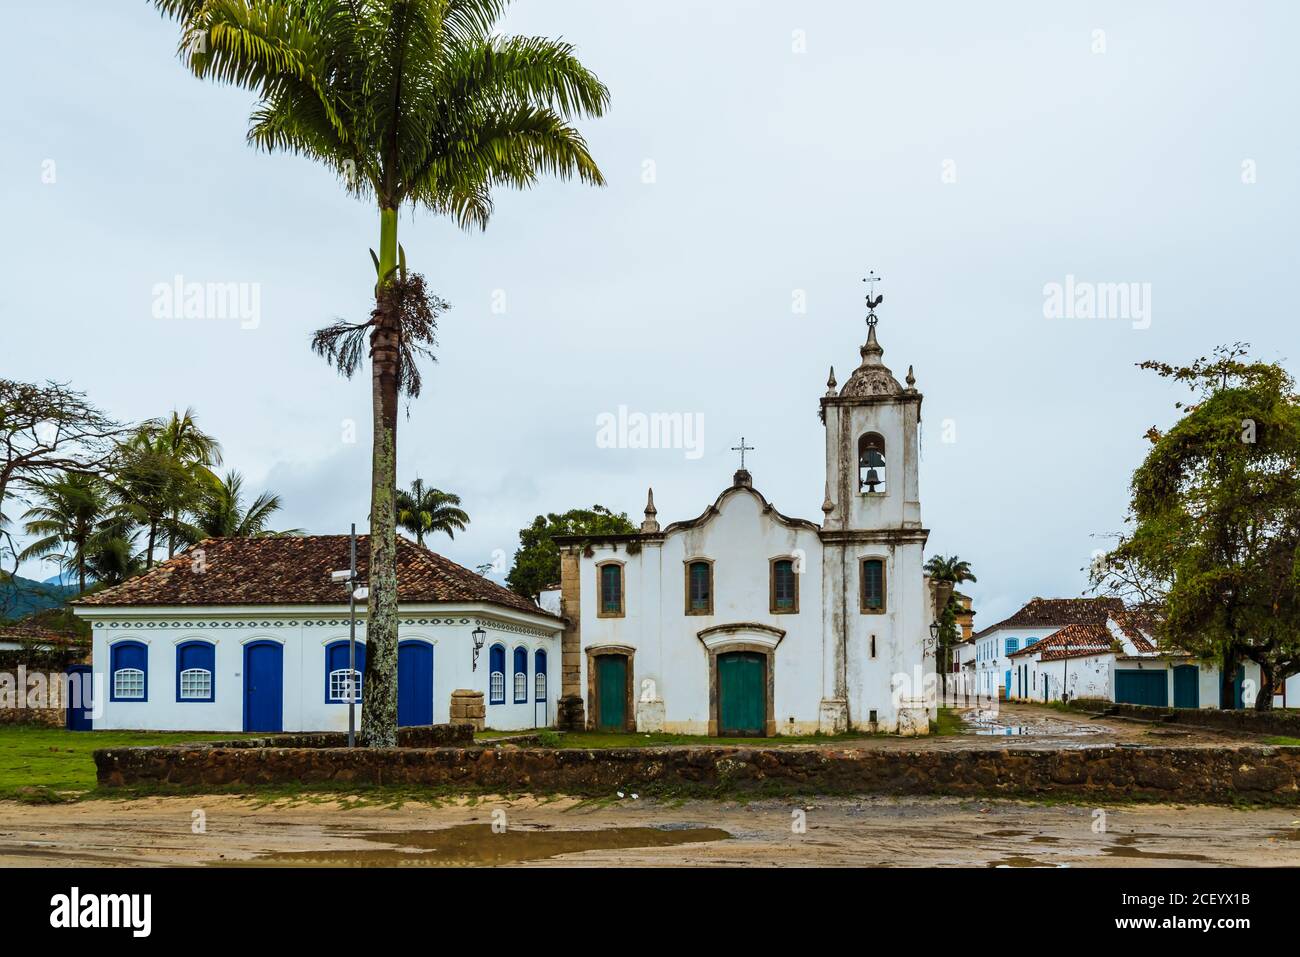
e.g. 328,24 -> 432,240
331,523 -> 367,748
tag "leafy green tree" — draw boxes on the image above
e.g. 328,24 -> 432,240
153,0 -> 608,746
507,506 -> 635,599
1101,345 -> 1300,709
17,472 -> 116,593
396,477 -> 468,546
189,470 -> 301,540
0,379 -> 125,608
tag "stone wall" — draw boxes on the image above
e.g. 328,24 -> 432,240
95,741 -> 1300,804
0,666 -> 70,727
449,690 -> 485,732
1069,698 -> 1300,738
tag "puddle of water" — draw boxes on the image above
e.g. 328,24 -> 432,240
232,823 -> 733,867
987,856 -> 1066,868
975,726 -> 1031,736
1101,834 -> 1209,863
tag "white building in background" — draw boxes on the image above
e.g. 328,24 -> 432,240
972,597 -> 1122,700
554,301 -> 936,736
72,536 -> 563,733
1007,611 -> 1265,709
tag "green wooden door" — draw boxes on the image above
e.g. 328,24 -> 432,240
1173,665 -> 1199,709
718,652 -> 766,736
1115,669 -> 1168,707
596,655 -> 627,731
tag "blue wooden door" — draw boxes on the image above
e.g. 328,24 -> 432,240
64,664 -> 93,731
243,641 -> 283,732
1004,670 -> 1011,700
1173,665 -> 1199,708
398,640 -> 434,727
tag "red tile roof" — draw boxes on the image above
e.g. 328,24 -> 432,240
73,535 -> 555,619
972,597 -> 1123,640
0,620 -> 89,648
1009,621 -> 1115,661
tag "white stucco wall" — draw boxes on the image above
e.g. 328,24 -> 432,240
79,603 -> 561,733
578,488 -> 827,734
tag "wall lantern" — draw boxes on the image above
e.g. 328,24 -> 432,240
471,625 -> 487,671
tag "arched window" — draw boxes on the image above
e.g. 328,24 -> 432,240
598,562 -> 624,617
110,641 -> 148,702
325,639 -> 366,703
771,558 -> 798,613
513,647 -> 528,703
858,432 -> 887,494
685,559 -> 712,615
861,558 -> 886,613
535,649 -> 548,701
489,643 -> 506,704
176,640 -> 215,702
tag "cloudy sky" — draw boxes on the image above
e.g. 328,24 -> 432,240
4,1 -> 1297,625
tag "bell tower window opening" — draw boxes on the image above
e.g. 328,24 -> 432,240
858,433 -> 886,494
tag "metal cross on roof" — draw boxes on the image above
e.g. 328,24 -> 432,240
730,436 -> 754,470
862,271 -> 884,327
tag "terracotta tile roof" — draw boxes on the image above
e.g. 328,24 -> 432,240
0,620 -> 89,648
971,597 -> 1123,640
72,536 -> 556,620
1009,621 -> 1115,660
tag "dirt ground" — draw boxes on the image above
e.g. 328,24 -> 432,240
0,792 -> 1297,867
0,703 -> 1292,868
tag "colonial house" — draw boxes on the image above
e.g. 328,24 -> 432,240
70,535 -> 563,733
551,306 -> 936,736
1007,612 -> 1266,709
972,597 -> 1123,700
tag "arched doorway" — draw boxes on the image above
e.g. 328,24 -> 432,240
398,640 -> 434,727
697,623 -> 782,737
585,645 -> 635,732
243,640 -> 283,732
717,651 -> 766,736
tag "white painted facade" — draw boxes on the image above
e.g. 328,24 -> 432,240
973,626 -> 1051,698
565,316 -> 934,735
76,602 -> 562,733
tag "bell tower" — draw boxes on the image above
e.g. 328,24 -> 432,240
817,275 -> 931,734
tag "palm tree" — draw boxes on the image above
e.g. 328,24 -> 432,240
154,0 -> 608,745
146,409 -> 223,558
396,478 -> 468,546
17,472 -> 114,593
191,470 -> 302,539
924,555 -> 978,587
924,555 -> 977,696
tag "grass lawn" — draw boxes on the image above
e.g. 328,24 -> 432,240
1262,736 -> 1300,746
0,725 -> 248,802
479,708 -> 966,748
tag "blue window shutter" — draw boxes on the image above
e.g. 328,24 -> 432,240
325,640 -> 367,702
513,647 -> 528,702
175,641 -> 215,702
110,641 -> 148,702
535,649 -> 548,701
489,644 -> 506,704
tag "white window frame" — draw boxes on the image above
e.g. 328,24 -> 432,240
329,668 -> 362,703
113,668 -> 145,700
513,670 -> 527,703
490,671 -> 505,704
179,668 -> 212,701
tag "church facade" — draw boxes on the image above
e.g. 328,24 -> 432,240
555,306 -> 936,736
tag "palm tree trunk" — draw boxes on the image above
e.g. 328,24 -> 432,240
360,206 -> 401,747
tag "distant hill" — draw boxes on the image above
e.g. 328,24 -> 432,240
0,574 -> 80,620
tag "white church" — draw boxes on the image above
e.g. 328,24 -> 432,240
552,296 -> 937,736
